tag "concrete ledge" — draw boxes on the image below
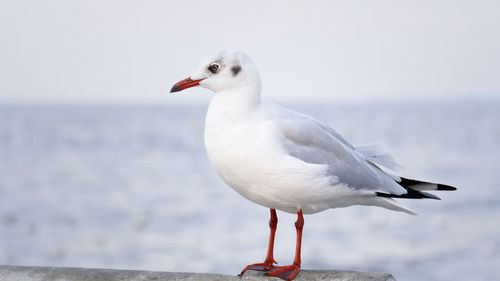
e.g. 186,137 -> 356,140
0,265 -> 396,281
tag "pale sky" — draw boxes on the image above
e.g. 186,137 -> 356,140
0,0 -> 499,104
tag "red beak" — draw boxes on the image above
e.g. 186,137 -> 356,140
170,77 -> 203,93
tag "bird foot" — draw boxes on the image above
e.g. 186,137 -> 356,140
239,260 -> 277,276
265,264 -> 300,281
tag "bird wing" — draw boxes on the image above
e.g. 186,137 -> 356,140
274,109 -> 406,195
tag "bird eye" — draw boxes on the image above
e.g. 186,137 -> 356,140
208,63 -> 220,74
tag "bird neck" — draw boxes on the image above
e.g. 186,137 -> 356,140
211,83 -> 262,114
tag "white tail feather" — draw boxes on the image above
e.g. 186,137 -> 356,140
374,198 -> 417,215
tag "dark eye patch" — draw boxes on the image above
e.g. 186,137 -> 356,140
231,65 -> 241,76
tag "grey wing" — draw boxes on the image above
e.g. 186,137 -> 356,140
276,113 -> 406,195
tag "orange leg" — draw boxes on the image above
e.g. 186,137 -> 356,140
239,209 -> 278,275
266,209 -> 304,281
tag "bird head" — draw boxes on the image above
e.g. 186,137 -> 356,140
170,50 -> 261,94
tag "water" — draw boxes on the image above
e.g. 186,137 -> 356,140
0,101 -> 499,281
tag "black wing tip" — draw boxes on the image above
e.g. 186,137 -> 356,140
376,189 -> 442,200
381,177 -> 456,200
399,177 -> 458,191
436,184 -> 457,191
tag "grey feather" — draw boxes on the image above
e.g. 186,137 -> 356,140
276,111 -> 406,195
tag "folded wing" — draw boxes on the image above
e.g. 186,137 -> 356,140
276,111 -> 407,196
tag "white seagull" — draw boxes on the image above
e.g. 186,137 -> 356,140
170,50 -> 456,281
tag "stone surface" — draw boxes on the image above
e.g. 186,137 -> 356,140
0,265 -> 396,281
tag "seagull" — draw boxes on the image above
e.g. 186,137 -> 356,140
170,50 -> 457,281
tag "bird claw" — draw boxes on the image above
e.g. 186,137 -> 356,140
265,264 -> 300,281
239,260 -> 278,276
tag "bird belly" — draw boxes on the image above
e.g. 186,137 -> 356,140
205,127 -> 351,214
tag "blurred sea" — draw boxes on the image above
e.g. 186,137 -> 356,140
0,101 -> 499,281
